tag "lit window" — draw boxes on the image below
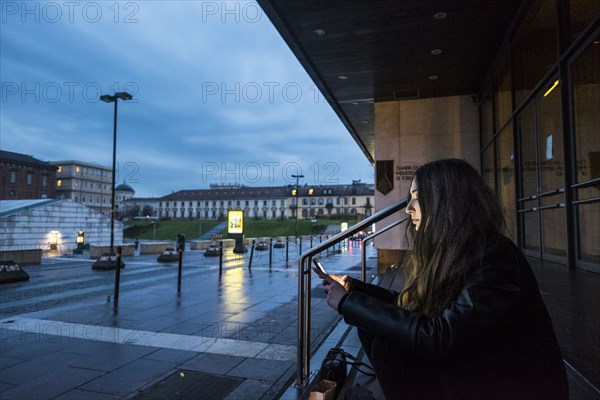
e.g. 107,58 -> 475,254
57,166 -> 62,173
57,180 -> 62,187
76,166 -> 80,173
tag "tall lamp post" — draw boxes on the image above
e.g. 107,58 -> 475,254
100,92 -> 132,255
292,174 -> 304,238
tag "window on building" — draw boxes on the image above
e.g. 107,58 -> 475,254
9,171 -> 16,184
352,197 -> 356,205
26,173 -> 33,185
57,166 -> 62,173
57,180 -> 62,187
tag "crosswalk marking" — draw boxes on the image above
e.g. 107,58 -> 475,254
0,317 -> 296,361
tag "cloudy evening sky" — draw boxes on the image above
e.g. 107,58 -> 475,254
0,1 -> 373,197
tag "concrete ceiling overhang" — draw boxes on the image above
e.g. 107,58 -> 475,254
257,0 -> 525,163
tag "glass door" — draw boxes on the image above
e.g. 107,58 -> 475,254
517,75 -> 567,262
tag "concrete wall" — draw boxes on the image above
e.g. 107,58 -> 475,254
139,241 -> 173,255
0,249 -> 42,265
0,199 -> 124,253
373,96 -> 480,270
90,245 -> 134,258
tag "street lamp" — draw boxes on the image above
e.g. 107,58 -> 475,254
100,92 -> 132,254
292,174 -> 304,238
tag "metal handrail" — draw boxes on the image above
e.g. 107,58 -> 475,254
295,197 -> 408,388
361,216 -> 410,281
518,187 -> 564,202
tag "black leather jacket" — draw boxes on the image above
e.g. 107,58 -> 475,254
339,236 -> 568,400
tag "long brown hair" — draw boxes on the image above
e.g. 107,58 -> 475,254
399,159 -> 505,318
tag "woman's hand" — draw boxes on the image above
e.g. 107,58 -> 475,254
313,267 -> 350,311
322,277 -> 348,311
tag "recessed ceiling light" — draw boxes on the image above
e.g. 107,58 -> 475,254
430,49 -> 442,55
338,75 -> 348,80
429,75 -> 439,80
433,12 -> 447,19
314,28 -> 326,35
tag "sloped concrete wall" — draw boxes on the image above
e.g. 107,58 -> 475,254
0,200 -> 123,253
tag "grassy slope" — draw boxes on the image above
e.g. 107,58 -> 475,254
125,219 -> 356,240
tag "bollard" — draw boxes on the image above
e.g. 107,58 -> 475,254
310,235 -> 313,247
319,235 -> 322,244
285,236 -> 289,265
269,238 -> 273,268
113,246 -> 122,312
177,243 -> 183,293
299,236 -> 303,255
219,241 -> 223,273
249,240 -> 255,269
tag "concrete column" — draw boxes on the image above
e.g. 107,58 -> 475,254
373,95 -> 480,273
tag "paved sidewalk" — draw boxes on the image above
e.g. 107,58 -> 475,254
0,240 -> 376,399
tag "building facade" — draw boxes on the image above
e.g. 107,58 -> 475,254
51,161 -> 112,214
156,182 -> 374,220
0,150 -> 57,200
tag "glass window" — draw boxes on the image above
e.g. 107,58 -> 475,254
571,34 -> 600,184
512,0 -> 558,107
538,77 -> 564,193
9,171 -> 16,183
482,143 -> 495,193
566,0 -> 600,49
42,175 -> 48,187
495,63 -> 512,129
496,122 -> 516,240
576,195 -> 600,263
481,93 -> 494,147
519,102 -> 538,197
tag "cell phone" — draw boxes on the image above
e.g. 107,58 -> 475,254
312,258 -> 327,275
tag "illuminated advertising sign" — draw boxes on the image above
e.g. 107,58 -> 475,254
228,210 -> 244,234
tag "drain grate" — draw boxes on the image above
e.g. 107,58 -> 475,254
134,370 -> 243,400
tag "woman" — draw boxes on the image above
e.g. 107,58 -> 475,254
315,159 -> 568,400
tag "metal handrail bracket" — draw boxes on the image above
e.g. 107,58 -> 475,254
361,216 -> 410,281
294,197 -> 408,388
